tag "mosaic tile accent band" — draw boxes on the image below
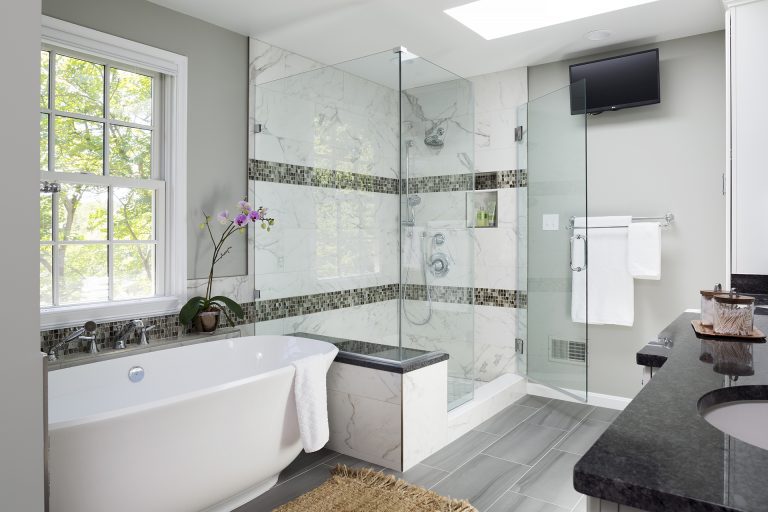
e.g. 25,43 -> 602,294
40,284 -> 398,355
249,159 -> 527,194
403,284 -> 526,308
41,283 -> 525,355
249,159 -> 400,194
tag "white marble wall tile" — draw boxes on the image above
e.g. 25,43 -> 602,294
475,343 -> 517,382
342,72 -> 398,120
186,275 -> 253,304
474,226 -> 516,290
402,361 -> 448,470
402,301 -> 474,380
474,305 -> 519,382
285,300 -> 398,346
327,389 -> 402,471
471,68 -> 527,114
252,319 -> 283,335
475,109 -> 519,151
252,182 -> 398,299
470,67 -> 527,173
413,191 -> 469,225
402,88 -> 475,177
327,362 -> 401,405
249,39 -> 324,86
313,104 -> 398,179
474,147 -> 519,174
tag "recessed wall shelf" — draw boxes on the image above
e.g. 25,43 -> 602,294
468,190 -> 498,228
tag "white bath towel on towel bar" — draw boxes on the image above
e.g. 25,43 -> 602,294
292,348 -> 338,453
628,222 -> 661,280
571,216 -> 634,327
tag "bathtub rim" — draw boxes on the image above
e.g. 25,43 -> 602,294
48,335 -> 337,430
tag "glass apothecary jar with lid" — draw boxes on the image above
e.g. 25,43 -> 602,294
700,289 -> 720,326
713,293 -> 755,336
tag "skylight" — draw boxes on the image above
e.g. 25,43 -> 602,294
444,0 -> 661,40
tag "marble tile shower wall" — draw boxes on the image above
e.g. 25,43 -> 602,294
247,40 -> 530,383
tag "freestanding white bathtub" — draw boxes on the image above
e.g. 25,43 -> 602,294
47,335 -> 338,512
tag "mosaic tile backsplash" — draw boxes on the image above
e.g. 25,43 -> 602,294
40,283 -> 525,355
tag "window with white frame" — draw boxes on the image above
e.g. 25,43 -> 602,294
40,17 -> 187,328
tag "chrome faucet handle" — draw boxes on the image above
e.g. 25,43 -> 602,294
47,321 -> 98,362
80,335 -> 98,354
114,319 -> 143,350
139,325 -> 155,346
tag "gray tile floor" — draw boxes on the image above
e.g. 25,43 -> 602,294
235,396 -> 617,512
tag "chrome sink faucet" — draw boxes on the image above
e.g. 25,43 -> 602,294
47,321 -> 97,362
114,319 -> 144,350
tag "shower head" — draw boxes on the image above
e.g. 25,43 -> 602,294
425,126 -> 445,147
407,195 -> 421,207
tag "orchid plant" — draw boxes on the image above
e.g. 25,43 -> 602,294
180,200 -> 275,329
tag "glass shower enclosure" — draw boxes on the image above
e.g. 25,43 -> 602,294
251,48 -> 475,410
517,82 -> 588,400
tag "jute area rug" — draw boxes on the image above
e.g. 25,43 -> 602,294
273,465 -> 477,512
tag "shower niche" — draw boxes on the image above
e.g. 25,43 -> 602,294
469,190 -> 498,228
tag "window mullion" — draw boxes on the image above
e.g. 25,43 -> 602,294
49,50 -> 56,175
51,192 -> 59,307
108,186 -> 114,302
104,66 -> 114,303
104,65 -> 110,178
50,50 -> 59,307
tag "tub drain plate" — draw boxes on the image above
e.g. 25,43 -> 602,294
128,366 -> 145,383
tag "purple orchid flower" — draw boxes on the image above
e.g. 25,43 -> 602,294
238,200 -> 252,213
234,213 -> 248,227
248,209 -> 261,222
217,210 -> 229,225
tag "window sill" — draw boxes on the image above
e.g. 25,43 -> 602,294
40,296 -> 182,330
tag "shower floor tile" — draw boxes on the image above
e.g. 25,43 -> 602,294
235,396 -> 613,512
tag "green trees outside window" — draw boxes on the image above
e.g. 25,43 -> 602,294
40,49 -> 159,307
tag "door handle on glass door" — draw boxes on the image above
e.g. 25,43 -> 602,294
570,234 -> 587,272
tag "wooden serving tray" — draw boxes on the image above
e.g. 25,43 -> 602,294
691,320 -> 766,341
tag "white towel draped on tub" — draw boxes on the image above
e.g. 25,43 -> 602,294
571,216 -> 635,327
291,348 -> 338,453
628,222 -> 662,280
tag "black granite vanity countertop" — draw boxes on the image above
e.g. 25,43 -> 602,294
575,312 -> 768,512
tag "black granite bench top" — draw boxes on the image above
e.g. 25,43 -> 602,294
290,332 -> 449,374
575,312 -> 768,512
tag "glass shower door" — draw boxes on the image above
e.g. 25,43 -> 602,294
398,52 -> 475,410
517,82 -> 588,401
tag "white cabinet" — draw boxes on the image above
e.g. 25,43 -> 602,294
725,0 -> 768,277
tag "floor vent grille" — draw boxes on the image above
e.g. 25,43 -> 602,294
549,337 -> 587,365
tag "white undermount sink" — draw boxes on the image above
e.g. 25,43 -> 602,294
701,400 -> 768,450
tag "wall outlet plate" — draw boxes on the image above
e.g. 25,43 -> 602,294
542,214 -> 559,231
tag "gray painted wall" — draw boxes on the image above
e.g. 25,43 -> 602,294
42,0 -> 249,279
1,0 -> 45,508
529,31 -> 726,398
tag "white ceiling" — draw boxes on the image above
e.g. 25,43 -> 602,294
147,0 -> 725,77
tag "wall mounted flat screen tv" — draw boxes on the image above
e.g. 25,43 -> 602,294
569,48 -> 660,114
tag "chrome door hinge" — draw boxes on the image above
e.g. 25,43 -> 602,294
515,338 -> 524,354
514,126 -> 524,142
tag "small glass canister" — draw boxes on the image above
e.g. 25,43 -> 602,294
713,293 -> 755,336
700,290 -> 719,327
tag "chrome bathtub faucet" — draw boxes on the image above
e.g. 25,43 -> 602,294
114,319 -> 145,350
47,320 -> 97,362
138,324 -> 155,346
